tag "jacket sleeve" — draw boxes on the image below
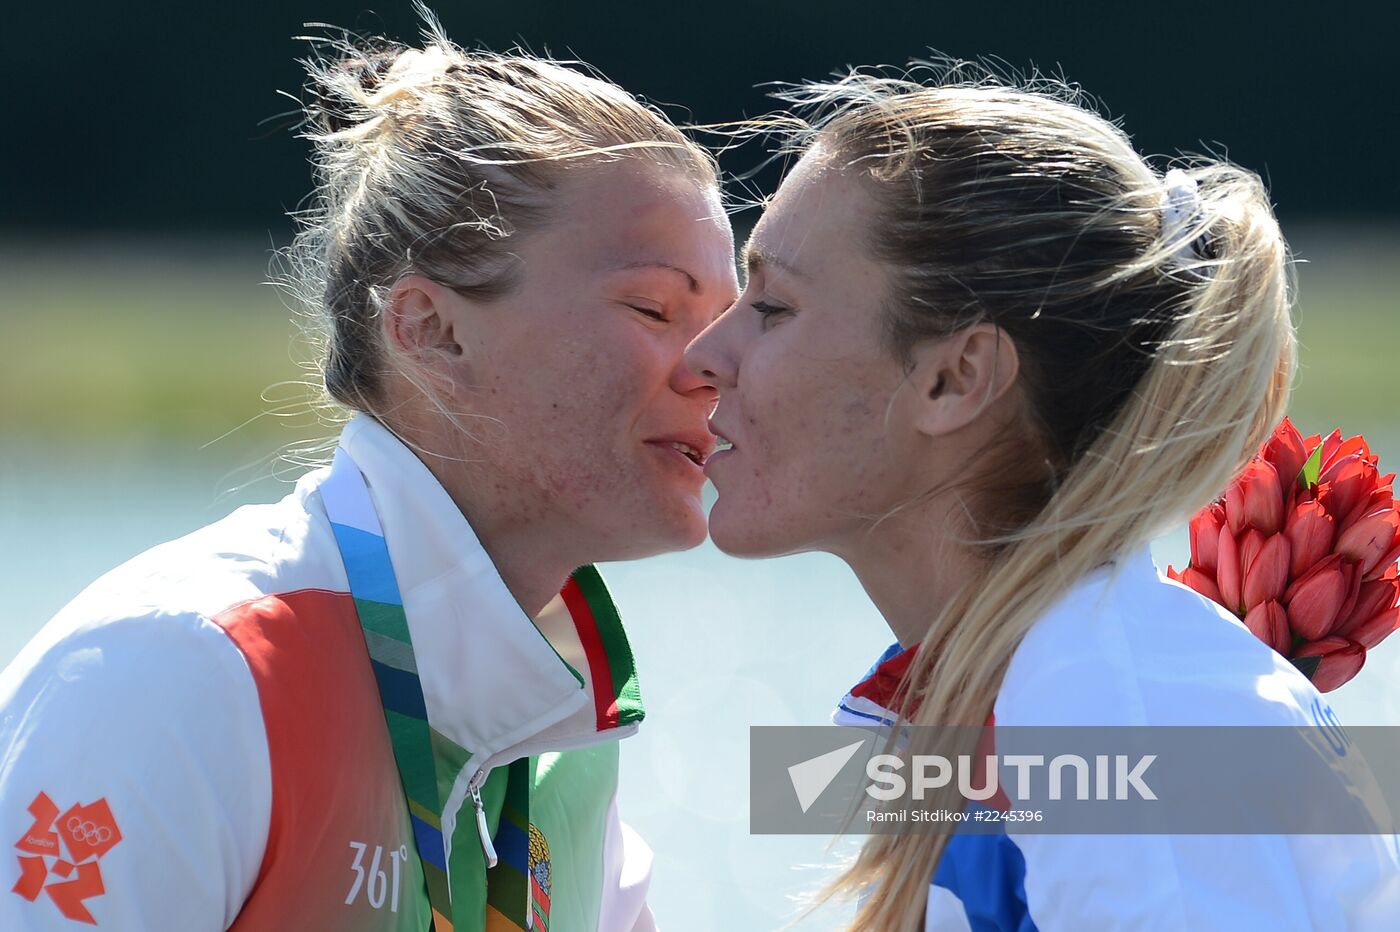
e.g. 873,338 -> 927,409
595,790 -> 656,931
0,612 -> 271,930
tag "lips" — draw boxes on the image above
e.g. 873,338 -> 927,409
645,430 -> 717,466
706,417 -> 736,453
667,440 -> 706,465
701,417 -> 738,478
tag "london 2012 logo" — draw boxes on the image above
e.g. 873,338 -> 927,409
11,791 -> 123,924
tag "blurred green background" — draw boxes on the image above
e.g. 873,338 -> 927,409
2,226 -> 1395,451
3,2 -> 1397,928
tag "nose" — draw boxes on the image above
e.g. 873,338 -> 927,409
683,313 -> 737,390
669,350 -> 719,402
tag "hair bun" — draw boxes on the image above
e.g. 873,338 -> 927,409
308,47 -> 402,135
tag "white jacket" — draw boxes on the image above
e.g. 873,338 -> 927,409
836,546 -> 1400,931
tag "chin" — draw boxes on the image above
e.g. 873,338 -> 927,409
709,529 -> 788,559
671,516 -> 710,552
601,496 -> 709,561
652,503 -> 710,554
707,502 -> 799,559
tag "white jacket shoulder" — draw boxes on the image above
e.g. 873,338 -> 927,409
996,548 -> 1319,727
0,605 -> 271,929
977,548 -> 1400,932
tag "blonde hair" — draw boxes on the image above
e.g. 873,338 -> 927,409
769,68 -> 1295,929
278,4 -> 716,419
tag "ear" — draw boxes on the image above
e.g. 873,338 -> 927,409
384,274 -> 468,367
903,323 -> 1020,438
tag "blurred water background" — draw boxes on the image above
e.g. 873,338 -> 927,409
4,1 -> 1398,925
1,226 -> 1397,928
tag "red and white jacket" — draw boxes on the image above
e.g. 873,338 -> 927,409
0,414 -> 655,930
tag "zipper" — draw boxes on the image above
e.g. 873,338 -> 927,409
468,763 -> 533,929
468,768 -> 497,868
450,722 -> 641,873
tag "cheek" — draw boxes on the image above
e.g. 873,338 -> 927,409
533,329 -> 670,457
527,316 -> 637,394
747,351 -> 880,460
748,367 -> 899,518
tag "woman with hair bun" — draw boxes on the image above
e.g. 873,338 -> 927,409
0,10 -> 735,931
686,71 -> 1400,929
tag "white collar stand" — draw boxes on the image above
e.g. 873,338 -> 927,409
331,413 -> 641,766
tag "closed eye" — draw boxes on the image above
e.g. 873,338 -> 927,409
627,304 -> 668,322
752,299 -> 792,325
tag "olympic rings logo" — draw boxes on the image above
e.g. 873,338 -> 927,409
65,816 -> 112,847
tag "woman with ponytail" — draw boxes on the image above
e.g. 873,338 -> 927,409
686,71 -> 1400,929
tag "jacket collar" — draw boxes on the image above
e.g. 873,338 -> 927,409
333,413 -> 643,765
832,546 -> 1159,728
834,641 -> 914,729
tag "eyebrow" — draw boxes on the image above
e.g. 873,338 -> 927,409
740,242 -> 804,280
609,260 -> 701,295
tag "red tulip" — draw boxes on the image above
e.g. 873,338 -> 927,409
1284,555 -> 1351,641
1238,528 -> 1266,579
1243,600 -> 1291,656
1284,552 -> 1343,600
1293,638 -> 1365,693
1370,531 -> 1400,583
1325,434 -> 1372,472
1168,565 -> 1225,605
1319,457 -> 1380,529
1333,570 -> 1400,649
1317,429 -> 1345,477
1261,417 -> 1309,488
1336,569 -> 1399,628
1338,560 -> 1365,635
1217,523 -> 1243,613
1226,460 -> 1285,536
1242,533 -> 1291,611
1361,479 -> 1397,518
1189,505 -> 1225,574
1339,607 -> 1400,651
1335,511 -> 1400,578
1285,501 -> 1335,578
1343,488 -> 1391,535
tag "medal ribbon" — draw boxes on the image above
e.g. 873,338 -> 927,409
323,449 -> 536,931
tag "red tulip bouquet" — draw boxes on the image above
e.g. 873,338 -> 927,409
1167,418 -> 1400,691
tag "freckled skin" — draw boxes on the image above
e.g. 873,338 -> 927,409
685,151 -> 1029,648
684,153 -> 925,559
413,160 -> 739,597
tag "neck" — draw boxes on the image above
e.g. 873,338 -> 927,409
451,486 -> 577,618
834,502 -> 982,650
387,417 -> 578,618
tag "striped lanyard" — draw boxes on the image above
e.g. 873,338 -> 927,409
322,448 -> 539,932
